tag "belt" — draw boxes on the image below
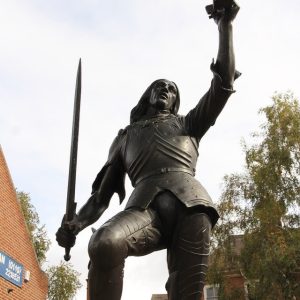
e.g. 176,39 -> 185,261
133,167 -> 195,187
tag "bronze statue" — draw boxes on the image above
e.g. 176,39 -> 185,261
56,1 -> 240,299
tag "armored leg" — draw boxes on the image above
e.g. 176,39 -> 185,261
166,212 -> 211,300
88,208 -> 164,300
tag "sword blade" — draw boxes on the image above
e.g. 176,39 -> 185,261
64,58 -> 81,261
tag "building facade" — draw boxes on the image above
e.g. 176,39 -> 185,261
0,146 -> 48,299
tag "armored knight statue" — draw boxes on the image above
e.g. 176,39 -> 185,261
56,2 -> 240,299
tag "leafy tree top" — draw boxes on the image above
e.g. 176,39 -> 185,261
17,191 -> 51,265
208,92 -> 300,300
47,261 -> 82,300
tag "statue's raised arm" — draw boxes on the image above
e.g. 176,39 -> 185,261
184,0 -> 240,139
213,0 -> 239,87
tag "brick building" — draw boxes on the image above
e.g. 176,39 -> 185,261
150,236 -> 247,300
204,234 -> 299,299
0,146 -> 48,299
200,235 -> 247,300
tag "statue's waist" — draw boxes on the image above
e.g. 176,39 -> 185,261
132,167 -> 195,187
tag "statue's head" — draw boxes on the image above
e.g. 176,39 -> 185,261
130,79 -> 180,124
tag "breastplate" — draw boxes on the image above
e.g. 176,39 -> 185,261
124,115 -> 199,186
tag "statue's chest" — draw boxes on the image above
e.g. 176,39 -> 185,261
123,117 -> 199,176
126,117 -> 186,154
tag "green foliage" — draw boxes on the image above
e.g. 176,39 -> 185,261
17,190 -> 82,298
208,92 -> 300,300
47,261 -> 82,300
17,191 -> 51,265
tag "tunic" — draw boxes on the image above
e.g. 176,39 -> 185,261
92,65 -> 239,226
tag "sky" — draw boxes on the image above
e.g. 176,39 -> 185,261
1,0 -> 300,299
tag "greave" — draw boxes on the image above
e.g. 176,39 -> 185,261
166,212 -> 211,300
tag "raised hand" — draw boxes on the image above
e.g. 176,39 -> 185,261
206,0 -> 240,24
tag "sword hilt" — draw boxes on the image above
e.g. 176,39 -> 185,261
63,202 -> 77,261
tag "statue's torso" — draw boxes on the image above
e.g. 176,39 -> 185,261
121,114 -> 219,225
124,114 -> 199,186
93,72 -> 237,226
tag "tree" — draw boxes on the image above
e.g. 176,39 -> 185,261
17,191 -> 51,265
47,261 -> 82,300
17,191 -> 82,299
208,92 -> 300,300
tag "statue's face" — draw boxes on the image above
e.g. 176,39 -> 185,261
149,80 -> 177,112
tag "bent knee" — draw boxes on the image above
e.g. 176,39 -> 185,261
177,212 -> 212,254
88,226 -> 127,269
182,212 -> 212,237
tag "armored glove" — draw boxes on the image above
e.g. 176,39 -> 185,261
56,214 -> 81,248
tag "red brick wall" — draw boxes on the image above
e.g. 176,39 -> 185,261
198,273 -> 245,300
0,146 -> 48,300
224,273 -> 246,298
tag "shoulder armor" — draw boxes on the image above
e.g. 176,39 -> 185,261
118,128 -> 128,136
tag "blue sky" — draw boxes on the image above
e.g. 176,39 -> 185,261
1,0 -> 300,299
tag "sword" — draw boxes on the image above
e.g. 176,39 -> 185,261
64,59 -> 82,261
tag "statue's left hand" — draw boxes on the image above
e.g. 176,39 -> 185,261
212,1 -> 240,25
222,1 -> 239,23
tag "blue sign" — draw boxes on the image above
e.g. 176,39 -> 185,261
0,250 -> 23,287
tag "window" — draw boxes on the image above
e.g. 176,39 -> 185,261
204,285 -> 219,300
